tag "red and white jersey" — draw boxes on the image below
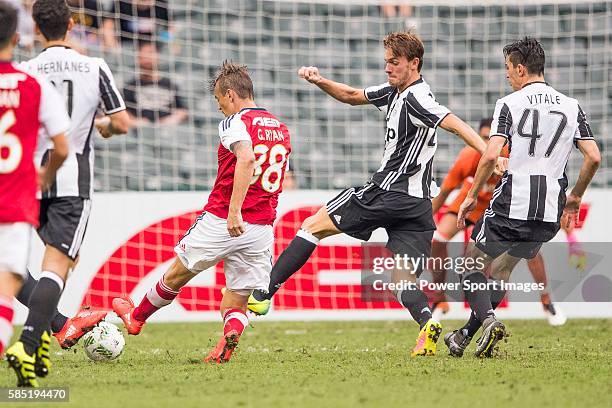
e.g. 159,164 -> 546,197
204,107 -> 291,225
0,61 -> 70,226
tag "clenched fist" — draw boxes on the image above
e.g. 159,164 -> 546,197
298,66 -> 323,84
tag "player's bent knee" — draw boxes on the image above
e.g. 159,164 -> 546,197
42,245 -> 73,279
0,270 -> 24,297
163,257 -> 197,291
301,208 -> 340,239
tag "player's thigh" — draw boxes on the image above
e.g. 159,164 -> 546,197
470,213 -> 515,262
0,222 -> 32,289
301,206 -> 341,239
490,252 -> 522,281
324,185 -> 383,242
435,213 -> 461,241
38,197 -> 92,262
224,223 -> 274,292
174,212 -> 229,274
464,241 -> 496,272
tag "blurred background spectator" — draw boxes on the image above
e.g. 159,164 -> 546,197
123,40 -> 187,126
7,0 -> 35,49
67,0 -> 105,49
102,0 -> 170,49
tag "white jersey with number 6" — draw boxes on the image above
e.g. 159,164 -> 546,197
489,81 -> 595,222
20,45 -> 126,199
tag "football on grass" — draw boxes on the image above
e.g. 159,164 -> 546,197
82,322 -> 125,361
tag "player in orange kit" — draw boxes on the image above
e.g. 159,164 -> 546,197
429,118 -> 575,326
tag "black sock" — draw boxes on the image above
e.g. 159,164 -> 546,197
19,274 -> 64,355
16,270 -> 69,334
399,288 -> 432,329
462,280 -> 507,337
463,271 -> 494,323
51,313 -> 69,334
253,233 -> 318,301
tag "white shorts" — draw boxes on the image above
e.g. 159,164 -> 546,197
0,222 -> 32,278
175,212 -> 274,292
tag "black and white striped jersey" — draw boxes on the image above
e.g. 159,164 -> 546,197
20,46 -> 126,199
489,81 -> 594,223
364,77 -> 450,198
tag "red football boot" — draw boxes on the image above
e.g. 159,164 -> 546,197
112,297 -> 145,335
53,309 -> 108,349
204,330 -> 241,364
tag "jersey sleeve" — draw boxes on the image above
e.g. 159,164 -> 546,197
364,82 -> 394,113
98,59 -> 126,114
38,77 -> 70,137
218,115 -> 251,151
574,104 -> 595,143
404,90 -> 450,128
490,99 -> 513,139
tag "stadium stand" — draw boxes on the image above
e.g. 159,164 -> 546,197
14,0 -> 611,191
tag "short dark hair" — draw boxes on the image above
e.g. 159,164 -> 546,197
33,0 -> 72,41
0,1 -> 18,49
479,118 -> 493,131
210,61 -> 254,100
503,37 -> 546,76
383,31 -> 425,72
137,39 -> 159,51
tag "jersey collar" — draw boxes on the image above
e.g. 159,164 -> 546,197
521,81 -> 548,89
397,76 -> 423,93
239,107 -> 266,113
42,45 -> 73,52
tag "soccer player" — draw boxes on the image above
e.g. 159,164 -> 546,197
112,61 -> 292,364
248,32 -> 492,357
448,37 -> 601,358
6,0 -> 129,385
429,118 -> 568,327
0,0 -> 70,387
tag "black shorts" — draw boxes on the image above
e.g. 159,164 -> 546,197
471,211 -> 559,259
38,197 -> 92,260
326,183 -> 435,259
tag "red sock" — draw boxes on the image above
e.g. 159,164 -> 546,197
133,276 -> 180,322
222,308 -> 248,336
0,296 -> 14,355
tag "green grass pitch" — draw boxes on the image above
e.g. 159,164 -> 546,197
2,320 -> 611,408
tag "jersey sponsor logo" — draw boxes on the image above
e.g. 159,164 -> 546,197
252,116 -> 280,128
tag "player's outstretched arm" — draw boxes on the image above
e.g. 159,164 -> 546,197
39,132 -> 69,191
438,114 -> 487,154
297,66 -> 368,106
227,140 -> 256,237
563,139 -> 601,225
95,110 -> 130,138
